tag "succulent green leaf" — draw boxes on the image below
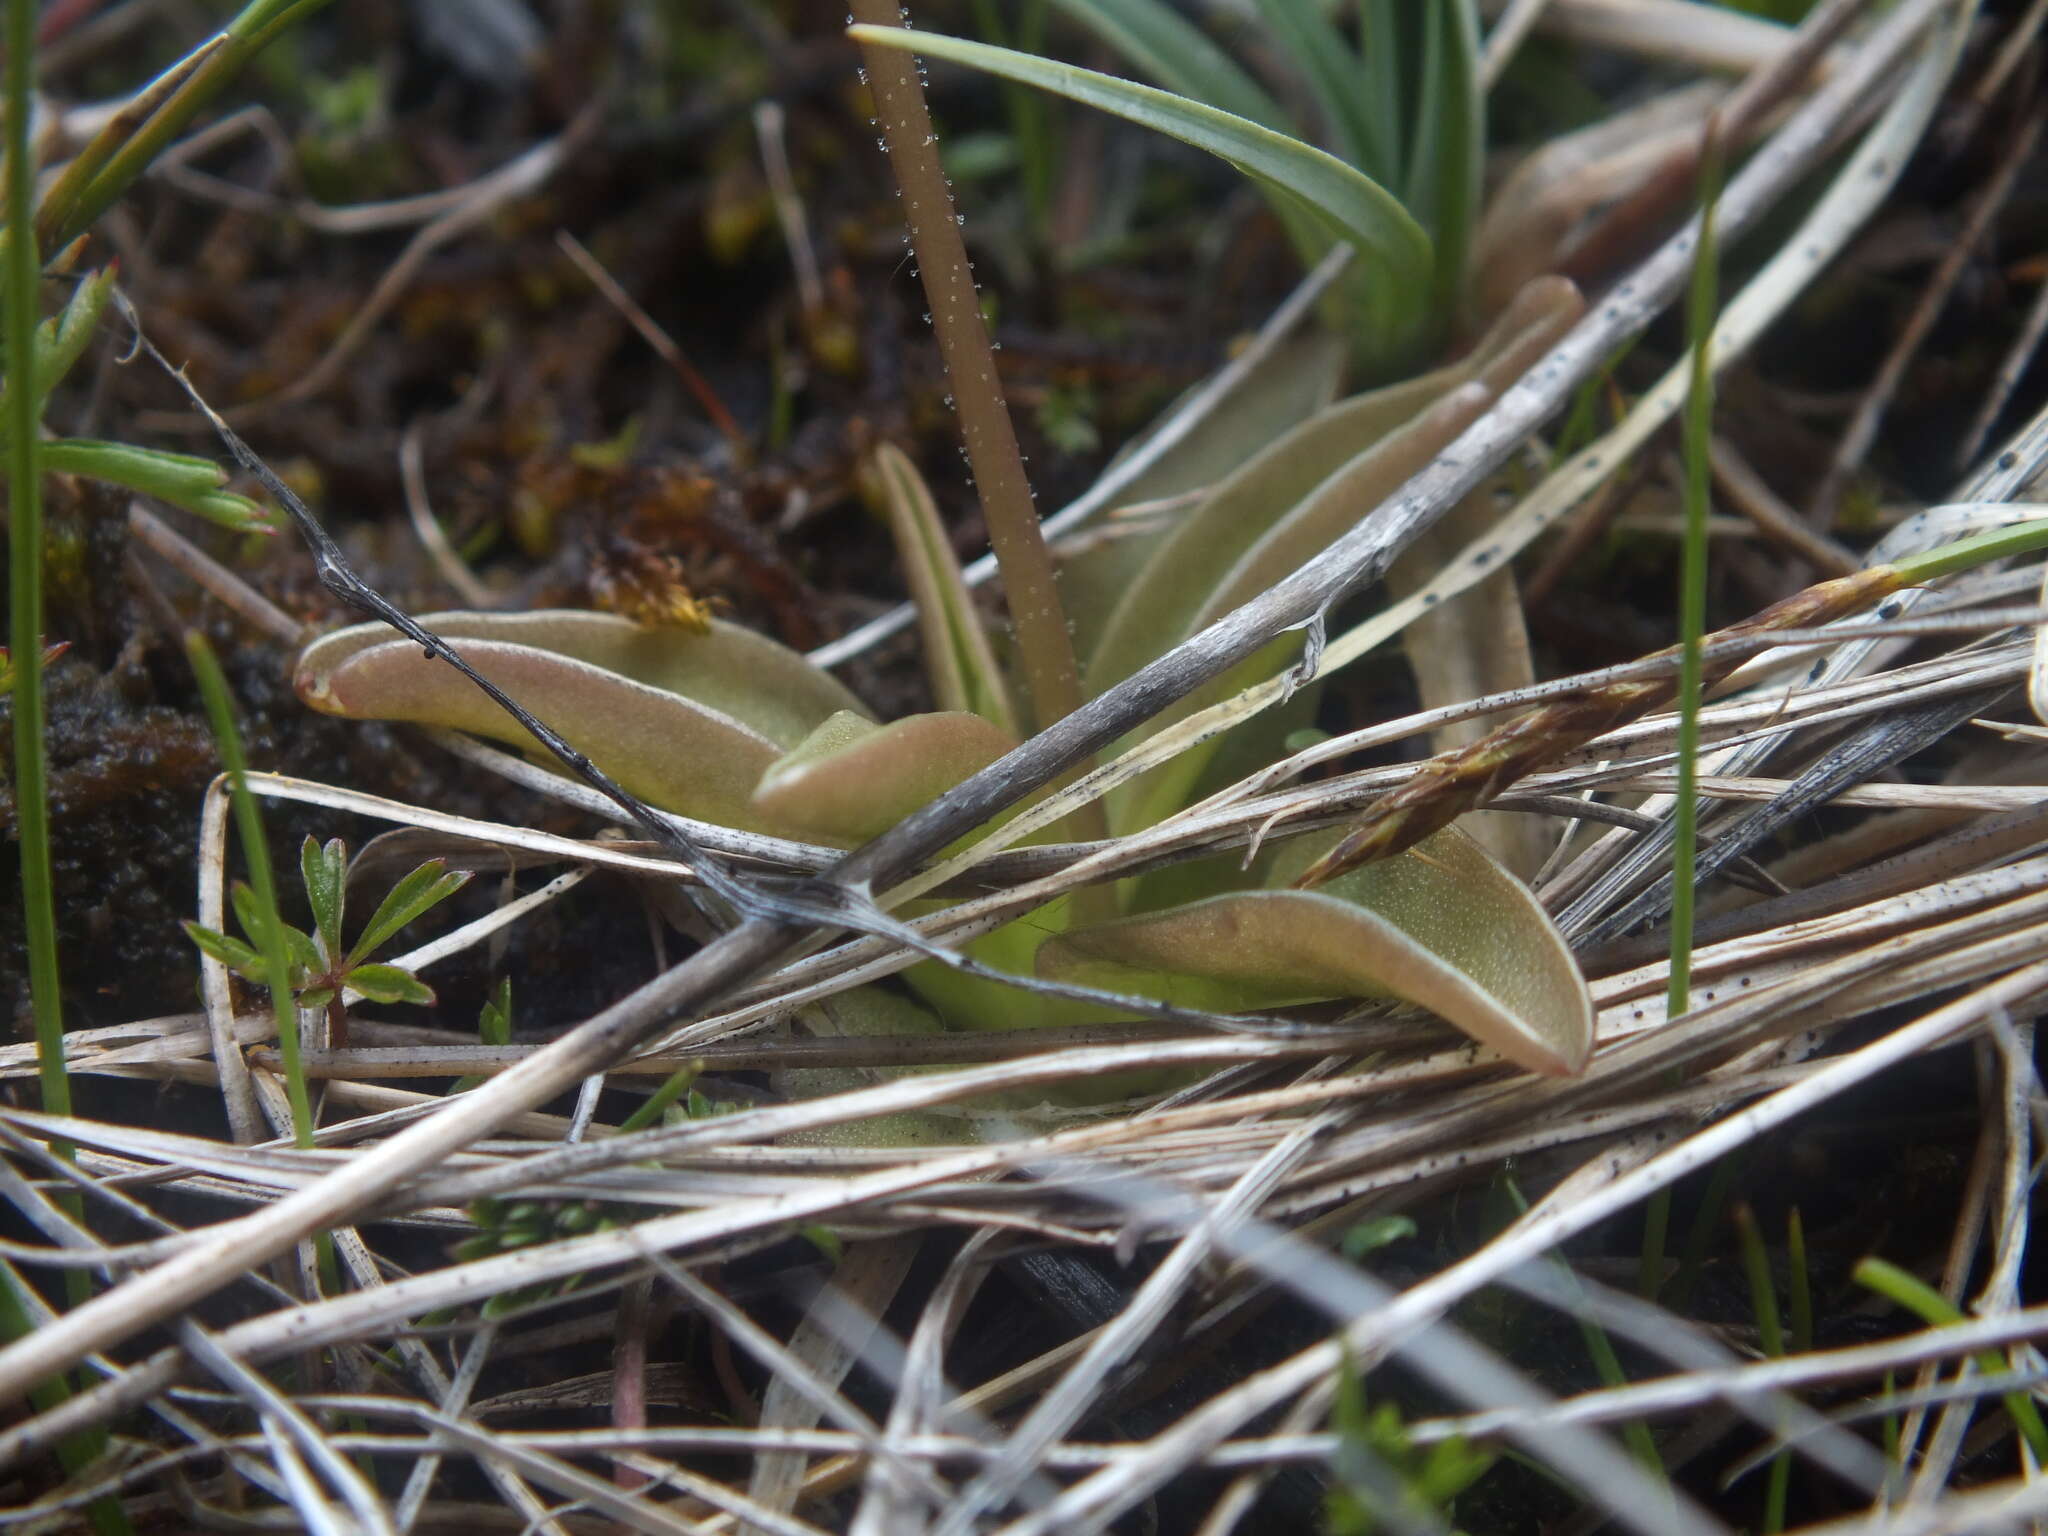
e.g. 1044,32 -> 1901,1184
1098,279 -> 1584,833
349,860 -> 470,965
300,835 -> 346,964
775,985 -> 972,1149
182,920 -> 264,980
1190,384 -> 1494,637
1038,825 -> 1592,1076
1102,334 -> 1351,509
345,963 -> 436,1007
297,987 -> 336,1011
751,709 -> 1020,845
1085,277 -> 1582,698
1060,332 -> 1347,659
869,443 -> 1020,735
1201,276 -> 1579,634
297,612 -> 869,832
850,24 -> 1433,363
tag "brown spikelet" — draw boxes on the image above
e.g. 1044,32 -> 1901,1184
1294,565 -> 1907,889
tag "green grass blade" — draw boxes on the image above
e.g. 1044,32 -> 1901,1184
185,632 -> 315,1148
1854,1258 -> 2048,1464
6,0 -> 65,1140
1638,1190 -> 1671,1300
1355,0 -> 1409,188
6,10 -> 137,1521
853,24 -> 1434,364
970,0 -> 1058,231
1786,1208 -> 1814,1355
618,1060 -> 705,1135
1043,0 -> 1285,133
1248,0 -> 1379,174
1735,1204 -> 1789,1533
40,0 -> 340,254
1402,0 -> 1481,322
1892,516 -> 2048,583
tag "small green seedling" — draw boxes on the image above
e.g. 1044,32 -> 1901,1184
1326,1348 -> 1494,1536
450,976 -> 513,1093
184,835 -> 469,1047
455,1195 -> 619,1319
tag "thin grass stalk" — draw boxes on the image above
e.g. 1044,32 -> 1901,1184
969,0 -> 1055,234
4,13 -> 130,1525
1667,137 -> 1723,1017
1853,1258 -> 2048,1463
1636,1191 -> 1670,1299
5,0 -> 66,1141
1786,1209 -> 1814,1355
184,632 -> 315,1149
1734,1203 -> 1790,1532
27,34 -> 221,254
1506,1179 -> 1667,1482
616,1061 -> 703,1135
1672,1152 -> 1743,1314
1880,1370 -> 1902,1501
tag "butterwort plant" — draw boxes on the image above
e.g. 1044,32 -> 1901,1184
288,0 -> 2048,1138
289,0 -> 1595,1140
294,279 -> 1601,1108
284,0 -> 1597,1138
